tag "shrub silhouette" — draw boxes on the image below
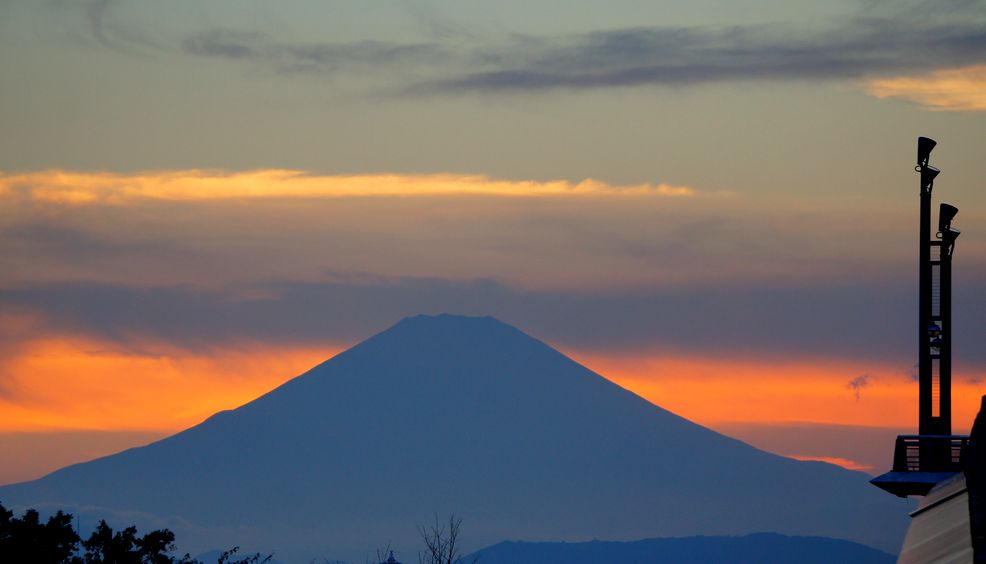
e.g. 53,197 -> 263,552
0,502 -> 270,564
0,503 -> 80,563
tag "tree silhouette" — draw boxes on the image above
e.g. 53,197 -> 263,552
0,502 -> 271,564
81,520 -> 195,564
0,504 -> 81,564
217,546 -> 273,564
417,514 -> 477,564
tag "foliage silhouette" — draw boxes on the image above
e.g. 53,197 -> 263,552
0,503 -> 81,564
0,502 -> 271,564
81,520 -> 194,564
217,546 -> 273,564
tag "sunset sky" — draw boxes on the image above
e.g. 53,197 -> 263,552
2,0 -> 986,484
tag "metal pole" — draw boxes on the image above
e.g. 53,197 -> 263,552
941,226 -> 957,436
919,172 -> 933,435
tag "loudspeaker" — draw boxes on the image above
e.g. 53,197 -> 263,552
917,136 -> 938,168
939,203 -> 959,232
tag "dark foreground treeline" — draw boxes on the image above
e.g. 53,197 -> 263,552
0,502 -> 270,564
2,504 -> 474,564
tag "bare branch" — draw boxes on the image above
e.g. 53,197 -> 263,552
417,513 -> 475,564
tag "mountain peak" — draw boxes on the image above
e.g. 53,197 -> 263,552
399,313 -> 500,324
389,313 -> 516,334
349,313 -> 544,366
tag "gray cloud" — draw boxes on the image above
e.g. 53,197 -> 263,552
182,29 -> 447,76
83,0 -> 116,49
49,0 -> 160,54
45,0 -> 986,94
0,223 -> 193,262
847,374 -> 872,401
173,3 -> 986,94
2,270 -> 977,368
415,15 -> 986,93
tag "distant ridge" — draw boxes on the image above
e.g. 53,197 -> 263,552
0,314 -> 910,561
467,533 -> 896,564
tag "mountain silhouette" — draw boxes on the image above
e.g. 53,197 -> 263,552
466,533 -> 896,564
0,314 -> 909,561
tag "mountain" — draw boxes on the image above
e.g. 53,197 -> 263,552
0,314 -> 909,562
466,533 -> 896,564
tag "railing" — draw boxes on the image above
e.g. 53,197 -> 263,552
891,435 -> 969,472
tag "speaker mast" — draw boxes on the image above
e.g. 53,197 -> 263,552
872,137 -> 966,498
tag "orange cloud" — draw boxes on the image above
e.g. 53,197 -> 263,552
0,169 -> 698,206
866,64 -> 986,111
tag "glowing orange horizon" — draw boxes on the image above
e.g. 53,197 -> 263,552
785,454 -> 874,473
0,336 -> 339,433
568,351 -> 985,431
3,335 -> 982,434
5,335 -> 985,480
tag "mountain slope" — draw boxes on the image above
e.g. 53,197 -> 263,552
0,314 -> 909,561
467,533 -> 896,564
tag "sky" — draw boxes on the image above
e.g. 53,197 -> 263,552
1,0 -> 986,484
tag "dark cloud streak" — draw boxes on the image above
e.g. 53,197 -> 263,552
47,0 -> 986,93
173,4 -> 986,94
0,223 -> 193,262
182,29 -> 447,76
49,0 -> 160,54
414,17 -> 986,93
3,272 -> 976,366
